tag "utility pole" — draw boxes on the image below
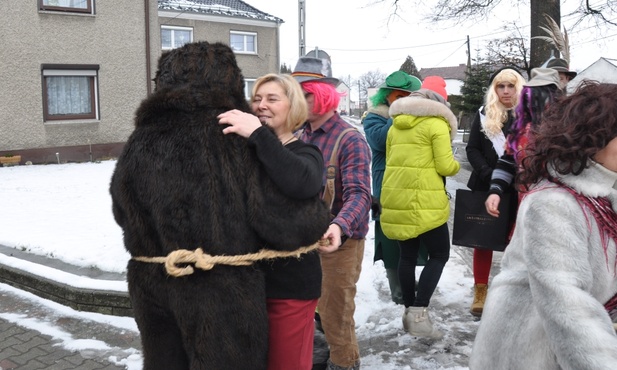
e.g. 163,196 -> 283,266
357,80 -> 362,114
298,0 -> 305,57
466,35 -> 471,75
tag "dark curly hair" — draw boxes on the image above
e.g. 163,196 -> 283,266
519,81 -> 617,188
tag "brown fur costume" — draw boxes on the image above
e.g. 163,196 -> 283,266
109,41 -> 330,370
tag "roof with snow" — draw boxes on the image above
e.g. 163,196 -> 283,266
158,0 -> 283,23
567,57 -> 617,93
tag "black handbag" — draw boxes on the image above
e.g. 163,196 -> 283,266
452,189 -> 513,251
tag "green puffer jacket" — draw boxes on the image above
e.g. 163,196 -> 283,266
381,95 -> 460,240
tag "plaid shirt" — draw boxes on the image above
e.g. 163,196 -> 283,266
299,113 -> 371,239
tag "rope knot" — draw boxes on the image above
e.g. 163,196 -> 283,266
133,239 -> 329,277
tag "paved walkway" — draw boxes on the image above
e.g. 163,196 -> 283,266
0,286 -> 139,370
0,231 -> 139,369
0,319 -> 127,370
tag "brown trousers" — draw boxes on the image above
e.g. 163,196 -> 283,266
318,238 -> 365,367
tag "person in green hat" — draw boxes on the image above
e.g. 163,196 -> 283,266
362,71 -> 424,305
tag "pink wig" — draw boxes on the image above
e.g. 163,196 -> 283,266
301,81 -> 342,115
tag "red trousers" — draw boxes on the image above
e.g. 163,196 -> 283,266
267,298 -> 318,370
473,248 -> 493,284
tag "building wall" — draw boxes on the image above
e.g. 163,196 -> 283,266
567,58 -> 617,94
158,12 -> 280,81
0,1 -> 158,163
445,79 -> 463,96
336,82 -> 351,115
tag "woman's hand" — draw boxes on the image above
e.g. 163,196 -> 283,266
485,194 -> 501,217
217,109 -> 262,138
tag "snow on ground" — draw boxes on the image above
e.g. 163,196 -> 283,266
0,122 -> 480,369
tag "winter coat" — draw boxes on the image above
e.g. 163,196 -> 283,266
470,160 -> 617,370
380,96 -> 460,240
465,107 -> 515,191
363,104 -> 390,199
109,41 -> 330,370
364,104 -> 402,267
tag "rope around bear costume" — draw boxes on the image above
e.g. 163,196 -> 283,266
133,239 -> 329,277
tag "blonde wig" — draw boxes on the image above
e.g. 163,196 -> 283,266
251,73 -> 309,131
482,69 -> 525,138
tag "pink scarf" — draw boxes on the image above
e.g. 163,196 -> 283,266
548,178 -> 617,319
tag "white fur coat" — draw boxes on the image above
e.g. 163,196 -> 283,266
470,160 -> 617,370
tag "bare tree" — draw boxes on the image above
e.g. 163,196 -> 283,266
338,74 -> 354,89
357,70 -> 386,111
386,0 -> 616,26
382,0 -> 616,67
485,23 -> 531,76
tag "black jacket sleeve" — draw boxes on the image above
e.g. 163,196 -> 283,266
465,111 -> 494,189
248,126 -> 323,200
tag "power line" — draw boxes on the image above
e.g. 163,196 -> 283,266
310,12 -> 616,72
317,14 -> 617,54
434,41 -> 468,67
324,38 -> 466,52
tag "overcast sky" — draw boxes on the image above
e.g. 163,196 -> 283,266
246,0 -> 617,80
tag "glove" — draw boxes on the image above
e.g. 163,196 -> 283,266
371,196 -> 382,218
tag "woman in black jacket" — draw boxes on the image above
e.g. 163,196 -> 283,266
218,73 -> 325,370
465,66 -> 524,317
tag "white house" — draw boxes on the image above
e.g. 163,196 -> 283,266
567,57 -> 617,93
418,64 -> 467,96
336,81 -> 351,115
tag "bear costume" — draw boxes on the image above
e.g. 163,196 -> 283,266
109,41 -> 330,370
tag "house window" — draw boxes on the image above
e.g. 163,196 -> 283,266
42,65 -> 99,121
161,26 -> 193,50
230,31 -> 257,54
39,0 -> 94,14
244,79 -> 256,100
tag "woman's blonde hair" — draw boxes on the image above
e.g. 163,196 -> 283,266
251,73 -> 309,131
483,69 -> 525,138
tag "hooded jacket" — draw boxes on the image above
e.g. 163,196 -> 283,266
363,104 -> 390,199
470,161 -> 617,370
380,95 -> 460,240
